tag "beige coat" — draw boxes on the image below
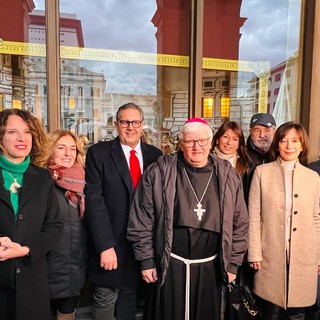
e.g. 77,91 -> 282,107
248,159 -> 320,309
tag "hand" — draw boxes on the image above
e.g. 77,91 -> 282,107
318,265 -> 320,275
0,237 -> 29,261
141,268 -> 158,283
249,261 -> 262,270
228,272 -> 236,283
100,248 -> 118,271
0,236 -> 12,246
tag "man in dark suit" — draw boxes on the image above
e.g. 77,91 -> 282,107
85,103 -> 162,320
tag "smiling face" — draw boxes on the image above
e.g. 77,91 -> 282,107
217,128 -> 239,155
1,115 -> 32,163
51,134 -> 77,168
115,108 -> 144,148
250,124 -> 275,153
180,126 -> 212,167
278,128 -> 303,161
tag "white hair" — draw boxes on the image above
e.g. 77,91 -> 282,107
179,122 -> 213,140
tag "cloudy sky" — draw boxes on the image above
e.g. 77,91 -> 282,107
33,0 -> 301,94
239,0 -> 301,66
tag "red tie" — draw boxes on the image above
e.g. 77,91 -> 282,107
130,150 -> 141,189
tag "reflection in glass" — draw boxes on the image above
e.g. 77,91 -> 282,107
0,0 -> 47,126
0,0 -> 304,150
56,0 -> 192,149
201,0 -> 302,137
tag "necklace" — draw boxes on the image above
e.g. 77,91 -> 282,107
7,172 -> 21,193
183,168 -> 213,221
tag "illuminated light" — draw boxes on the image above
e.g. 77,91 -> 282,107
69,97 -> 75,109
202,97 -> 214,117
12,100 -> 22,109
220,97 -> 230,117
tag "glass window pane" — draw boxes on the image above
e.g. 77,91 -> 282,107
203,0 -> 303,137
0,0 -> 47,126
57,0 -> 191,151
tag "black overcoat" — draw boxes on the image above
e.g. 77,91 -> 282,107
47,186 -> 87,299
0,164 -> 62,320
85,137 -> 162,288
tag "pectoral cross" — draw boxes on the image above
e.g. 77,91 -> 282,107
194,203 -> 205,221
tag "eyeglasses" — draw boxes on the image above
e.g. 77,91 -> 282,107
181,138 -> 210,148
117,120 -> 143,128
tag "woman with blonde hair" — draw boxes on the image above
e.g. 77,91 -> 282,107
45,130 -> 87,320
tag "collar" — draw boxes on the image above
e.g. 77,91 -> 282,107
0,155 -> 30,173
121,140 -> 142,155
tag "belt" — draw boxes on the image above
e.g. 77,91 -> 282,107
170,252 -> 218,320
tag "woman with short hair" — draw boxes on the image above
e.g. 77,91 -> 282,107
248,121 -> 320,320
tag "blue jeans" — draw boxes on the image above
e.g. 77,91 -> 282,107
92,285 -> 136,320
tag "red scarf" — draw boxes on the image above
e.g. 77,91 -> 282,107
49,163 -> 85,218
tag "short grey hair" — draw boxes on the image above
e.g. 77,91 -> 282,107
179,122 -> 213,141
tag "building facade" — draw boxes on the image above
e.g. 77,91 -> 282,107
0,0 -> 319,159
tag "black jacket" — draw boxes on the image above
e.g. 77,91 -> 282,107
0,164 -> 62,320
128,153 -> 249,285
246,135 -> 272,167
85,137 -> 162,288
47,186 -> 87,299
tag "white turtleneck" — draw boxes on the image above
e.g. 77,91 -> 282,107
280,158 -> 297,262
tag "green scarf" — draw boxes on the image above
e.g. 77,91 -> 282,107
0,155 -> 30,217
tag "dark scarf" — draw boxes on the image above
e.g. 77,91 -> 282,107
49,163 -> 85,218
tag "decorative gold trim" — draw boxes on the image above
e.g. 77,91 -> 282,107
0,41 -> 46,57
0,41 -> 269,71
258,78 -> 269,113
0,40 -> 270,112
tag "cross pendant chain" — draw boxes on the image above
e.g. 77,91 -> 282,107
183,168 -> 213,221
194,203 -> 206,221
10,180 -> 21,193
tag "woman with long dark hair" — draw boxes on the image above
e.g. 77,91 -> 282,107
212,121 -> 253,203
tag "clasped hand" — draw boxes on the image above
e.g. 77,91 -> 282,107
142,268 -> 158,283
100,247 -> 118,270
0,237 -> 29,261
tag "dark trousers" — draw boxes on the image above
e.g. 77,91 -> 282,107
262,299 -> 306,320
51,295 -> 80,314
0,290 -> 15,320
92,285 -> 136,320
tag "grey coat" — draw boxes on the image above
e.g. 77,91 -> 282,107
127,153 -> 249,285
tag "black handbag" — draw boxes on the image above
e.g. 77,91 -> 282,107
225,265 -> 262,320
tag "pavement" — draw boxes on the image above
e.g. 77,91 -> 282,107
76,306 -> 143,319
